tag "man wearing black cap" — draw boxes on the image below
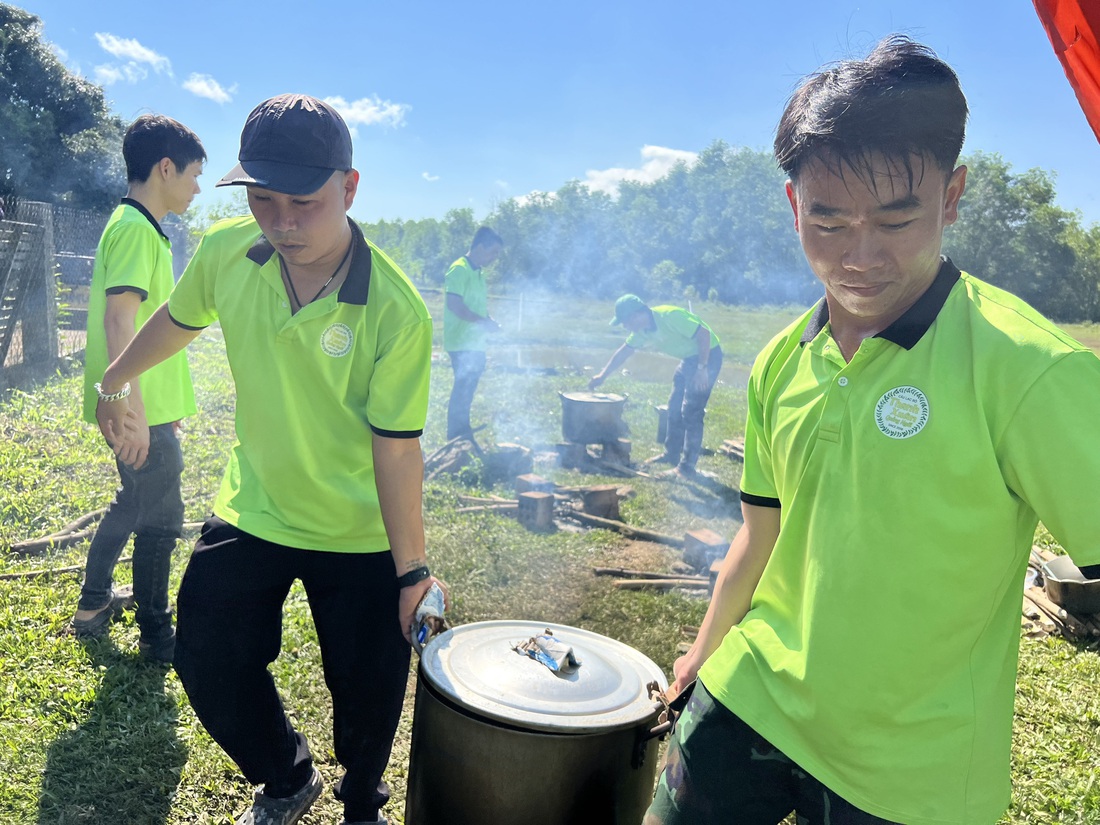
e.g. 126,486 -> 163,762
95,94 -> 442,825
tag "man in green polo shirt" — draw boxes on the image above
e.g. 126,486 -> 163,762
645,37 -> 1100,825
95,95 -> 443,825
443,226 -> 502,439
72,114 -> 205,664
589,295 -> 722,477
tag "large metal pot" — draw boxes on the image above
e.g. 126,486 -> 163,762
404,620 -> 668,825
560,391 -> 627,444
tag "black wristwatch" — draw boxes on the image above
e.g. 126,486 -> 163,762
397,565 -> 431,588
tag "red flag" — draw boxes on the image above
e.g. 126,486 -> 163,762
1033,0 -> 1100,143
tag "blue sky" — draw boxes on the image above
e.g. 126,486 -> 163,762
17,0 -> 1100,227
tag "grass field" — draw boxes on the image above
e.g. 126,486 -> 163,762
0,296 -> 1098,824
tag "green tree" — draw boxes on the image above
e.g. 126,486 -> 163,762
0,4 -> 126,208
945,152 -> 1096,321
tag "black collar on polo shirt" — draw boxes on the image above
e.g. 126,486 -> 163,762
120,197 -> 169,241
245,216 -> 372,306
799,257 -> 962,350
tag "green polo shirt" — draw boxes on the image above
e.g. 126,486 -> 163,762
625,305 -> 719,359
698,260 -> 1100,825
83,199 -> 196,425
443,255 -> 488,352
168,216 -> 432,553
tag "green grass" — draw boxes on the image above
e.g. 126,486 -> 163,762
1,300 -> 1098,824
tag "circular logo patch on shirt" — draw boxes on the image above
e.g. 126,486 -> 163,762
320,323 -> 353,357
874,386 -> 929,439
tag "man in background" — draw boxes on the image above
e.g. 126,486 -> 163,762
443,226 -> 503,439
72,114 -> 205,665
95,94 -> 442,825
646,36 -> 1100,825
589,294 -> 722,478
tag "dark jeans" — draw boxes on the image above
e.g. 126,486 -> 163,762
173,518 -> 411,822
645,681 -> 901,825
79,422 -> 183,640
666,347 -> 723,471
446,349 -> 487,439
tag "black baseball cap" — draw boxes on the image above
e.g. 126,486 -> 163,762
216,94 -> 353,195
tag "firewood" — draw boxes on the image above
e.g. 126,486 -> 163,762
0,555 -> 134,581
561,509 -> 682,547
593,567 -> 708,583
1025,587 -> 1095,638
613,578 -> 709,590
457,495 -> 516,505
594,459 -> 653,479
454,504 -> 519,515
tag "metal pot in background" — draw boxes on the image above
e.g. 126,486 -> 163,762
404,620 -> 669,825
559,391 -> 627,444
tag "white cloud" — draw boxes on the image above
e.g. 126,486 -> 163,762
323,95 -> 410,136
94,32 -> 172,75
94,63 -> 148,86
422,172 -> 440,182
183,73 -> 236,104
583,145 -> 699,197
93,64 -> 125,86
494,179 -> 509,190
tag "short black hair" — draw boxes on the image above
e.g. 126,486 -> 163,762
123,114 -> 207,183
471,226 -> 503,250
774,35 -> 968,187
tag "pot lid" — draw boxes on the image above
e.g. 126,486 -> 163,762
559,391 -> 625,404
419,620 -> 667,733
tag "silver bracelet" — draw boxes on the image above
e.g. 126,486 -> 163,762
94,381 -> 131,402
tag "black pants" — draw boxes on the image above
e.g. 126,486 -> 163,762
666,347 -> 723,471
174,518 -> 410,821
446,349 -> 487,439
79,422 -> 183,641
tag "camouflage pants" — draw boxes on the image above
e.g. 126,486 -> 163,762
644,681 -> 902,825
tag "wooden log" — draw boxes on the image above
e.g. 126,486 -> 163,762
44,508 -> 108,539
582,485 -> 621,520
613,578 -> 709,590
457,495 -> 515,505
718,439 -> 745,461
1025,587 -> 1094,638
0,555 -> 134,582
515,473 -> 555,494
555,484 -> 636,497
455,504 -> 519,514
9,526 -> 97,555
592,567 -> 708,583
683,528 -> 727,572
518,491 -> 555,530
9,520 -> 207,556
594,459 -> 653,479
561,509 -> 682,547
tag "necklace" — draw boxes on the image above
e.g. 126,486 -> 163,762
280,239 -> 354,311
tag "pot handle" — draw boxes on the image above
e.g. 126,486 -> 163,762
633,680 -> 696,768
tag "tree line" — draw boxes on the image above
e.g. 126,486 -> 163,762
363,143 -> 1100,323
5,3 -> 1099,321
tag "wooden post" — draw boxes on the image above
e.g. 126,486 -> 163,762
582,485 -> 621,520
515,473 -> 555,494
518,491 -> 554,531
683,528 -> 728,572
19,202 -> 57,374
655,404 -> 668,445
555,442 -> 587,469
